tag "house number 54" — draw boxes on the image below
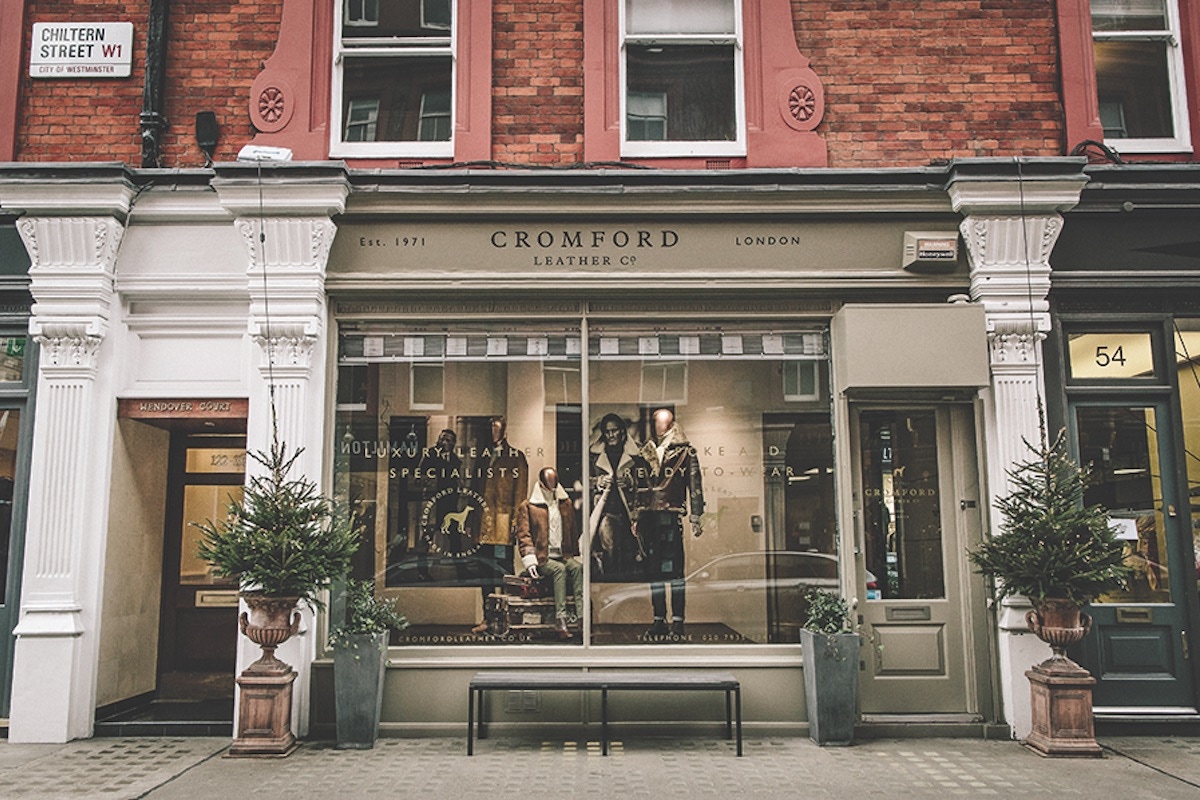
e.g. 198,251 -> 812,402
1094,345 -> 1126,367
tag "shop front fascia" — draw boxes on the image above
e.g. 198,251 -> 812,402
306,161 -> 1076,737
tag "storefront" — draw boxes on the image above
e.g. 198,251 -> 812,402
1046,164 -> 1200,723
299,162 -> 1030,738
0,158 -> 1092,742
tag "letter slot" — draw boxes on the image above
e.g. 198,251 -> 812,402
1115,607 -> 1154,625
885,606 -> 931,621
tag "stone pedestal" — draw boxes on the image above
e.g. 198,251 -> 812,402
228,667 -> 300,757
1024,660 -> 1103,757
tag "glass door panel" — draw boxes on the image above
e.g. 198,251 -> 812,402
860,410 -> 945,600
1072,403 -> 1195,709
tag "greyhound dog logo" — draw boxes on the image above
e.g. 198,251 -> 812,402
441,506 -> 474,536
421,487 -> 488,557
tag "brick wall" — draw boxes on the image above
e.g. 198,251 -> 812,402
794,0 -> 1063,167
17,0 -> 281,166
11,1 -> 1062,169
492,1 -> 584,165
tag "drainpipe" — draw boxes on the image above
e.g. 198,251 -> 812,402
140,0 -> 169,167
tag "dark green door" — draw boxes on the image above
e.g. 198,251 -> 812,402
1071,403 -> 1196,710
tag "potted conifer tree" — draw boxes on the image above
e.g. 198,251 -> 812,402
329,578 -> 408,749
800,588 -> 860,746
196,440 -> 359,756
968,427 -> 1129,756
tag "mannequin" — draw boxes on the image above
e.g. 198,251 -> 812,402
635,408 -> 704,639
515,467 -> 583,640
471,416 -> 528,634
588,412 -> 646,581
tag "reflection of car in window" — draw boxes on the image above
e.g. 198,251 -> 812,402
593,551 -> 846,642
385,553 -> 510,588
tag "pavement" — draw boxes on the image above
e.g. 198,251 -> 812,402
2,733 -> 1200,799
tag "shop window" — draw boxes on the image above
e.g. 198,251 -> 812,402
334,322 -> 834,646
621,0 -> 744,157
0,337 -> 25,383
332,0 -> 455,157
1091,0 -> 1191,152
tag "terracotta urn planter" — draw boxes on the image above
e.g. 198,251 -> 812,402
240,594 -> 302,674
1023,597 -> 1102,757
1026,598 -> 1093,670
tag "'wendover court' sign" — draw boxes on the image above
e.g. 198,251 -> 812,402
29,22 -> 133,78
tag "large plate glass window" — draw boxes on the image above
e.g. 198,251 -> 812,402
621,0 -> 745,157
335,322 -> 834,647
1091,0 -> 1191,153
336,324 -> 583,645
332,0 -> 455,158
587,324 -> 833,645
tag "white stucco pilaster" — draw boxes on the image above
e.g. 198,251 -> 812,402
1,176 -> 133,742
946,158 -> 1088,740
214,165 -> 349,738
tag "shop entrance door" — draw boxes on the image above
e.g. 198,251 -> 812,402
1070,403 -> 1197,711
157,434 -> 245,699
853,405 -> 987,715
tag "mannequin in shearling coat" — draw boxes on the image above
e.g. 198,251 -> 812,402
515,467 -> 583,640
635,408 -> 704,639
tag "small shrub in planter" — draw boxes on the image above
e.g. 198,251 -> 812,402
329,578 -> 408,749
801,588 -> 860,746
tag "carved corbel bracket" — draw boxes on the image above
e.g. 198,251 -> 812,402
251,319 -> 320,371
235,217 -> 338,272
17,216 -> 125,273
31,320 -> 106,370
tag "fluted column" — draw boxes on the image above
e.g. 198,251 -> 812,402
215,165 -> 349,739
947,158 -> 1088,740
2,177 -> 132,741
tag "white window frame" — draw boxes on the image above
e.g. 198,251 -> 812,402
619,0 -> 746,158
331,0 -> 457,158
1093,0 -> 1192,153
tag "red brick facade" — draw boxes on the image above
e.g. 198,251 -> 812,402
7,0 -> 1065,169
794,1 -> 1063,167
492,1 -> 584,165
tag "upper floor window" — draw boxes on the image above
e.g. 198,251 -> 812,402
1092,0 -> 1192,152
332,0 -> 455,158
620,0 -> 745,157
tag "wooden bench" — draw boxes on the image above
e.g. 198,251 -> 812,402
467,671 -> 742,756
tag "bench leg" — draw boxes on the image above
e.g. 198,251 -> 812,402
601,688 -> 609,756
725,690 -> 732,740
735,687 -> 743,756
478,688 -> 487,740
467,688 -> 475,755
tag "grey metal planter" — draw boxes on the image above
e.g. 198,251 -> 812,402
333,631 -> 389,749
800,628 -> 861,746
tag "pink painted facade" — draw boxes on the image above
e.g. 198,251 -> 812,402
3,0 -> 1072,169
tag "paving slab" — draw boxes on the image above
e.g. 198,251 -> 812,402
3,735 -> 1200,800
0,737 -> 226,799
